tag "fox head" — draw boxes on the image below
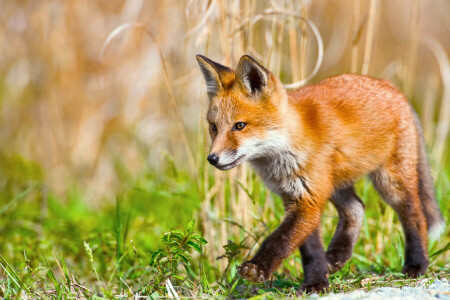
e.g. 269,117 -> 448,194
196,55 -> 289,170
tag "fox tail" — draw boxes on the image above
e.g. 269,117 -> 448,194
413,112 -> 445,240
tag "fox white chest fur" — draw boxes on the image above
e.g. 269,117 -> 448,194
243,130 -> 309,198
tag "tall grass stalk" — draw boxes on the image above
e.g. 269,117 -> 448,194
423,37 -> 450,164
361,0 -> 379,75
84,241 -> 103,291
350,0 -> 362,73
401,0 -> 421,98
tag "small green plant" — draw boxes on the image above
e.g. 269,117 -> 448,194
83,241 -> 104,292
145,219 -> 207,294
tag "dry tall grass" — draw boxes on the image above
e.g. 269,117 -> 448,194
0,0 -> 449,263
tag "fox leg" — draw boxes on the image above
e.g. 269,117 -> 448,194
237,207 -> 319,282
371,162 -> 429,277
238,196 -> 329,283
238,168 -> 333,284
326,186 -> 365,273
297,228 -> 330,294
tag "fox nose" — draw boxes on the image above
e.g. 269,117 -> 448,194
207,154 -> 219,166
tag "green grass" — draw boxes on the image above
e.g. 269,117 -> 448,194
0,153 -> 449,298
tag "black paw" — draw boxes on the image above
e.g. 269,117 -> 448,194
297,280 -> 329,295
325,248 -> 350,274
402,264 -> 427,278
237,261 -> 268,283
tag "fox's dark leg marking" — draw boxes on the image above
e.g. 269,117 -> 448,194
326,186 -> 365,273
400,226 -> 429,277
238,199 -> 325,283
371,166 -> 429,277
297,229 -> 329,294
238,210 -> 304,282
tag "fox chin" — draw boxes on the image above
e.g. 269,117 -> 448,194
196,54 -> 445,294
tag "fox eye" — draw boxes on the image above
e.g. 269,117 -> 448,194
234,122 -> 246,130
210,123 -> 217,132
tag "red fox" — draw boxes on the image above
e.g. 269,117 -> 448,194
196,54 -> 445,293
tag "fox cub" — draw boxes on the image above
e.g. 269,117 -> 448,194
196,54 -> 444,293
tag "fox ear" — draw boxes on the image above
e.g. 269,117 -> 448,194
196,55 -> 232,99
236,55 -> 269,95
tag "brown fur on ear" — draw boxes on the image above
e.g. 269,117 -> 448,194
236,55 -> 270,96
196,55 -> 234,99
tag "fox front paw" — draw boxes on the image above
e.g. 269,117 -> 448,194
237,261 -> 268,283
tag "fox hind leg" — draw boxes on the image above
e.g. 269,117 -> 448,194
326,186 -> 365,273
371,163 -> 429,277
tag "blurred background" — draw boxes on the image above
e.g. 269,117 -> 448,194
1,0 -> 448,196
0,0 -> 449,293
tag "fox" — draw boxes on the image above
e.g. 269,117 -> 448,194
196,54 -> 445,294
